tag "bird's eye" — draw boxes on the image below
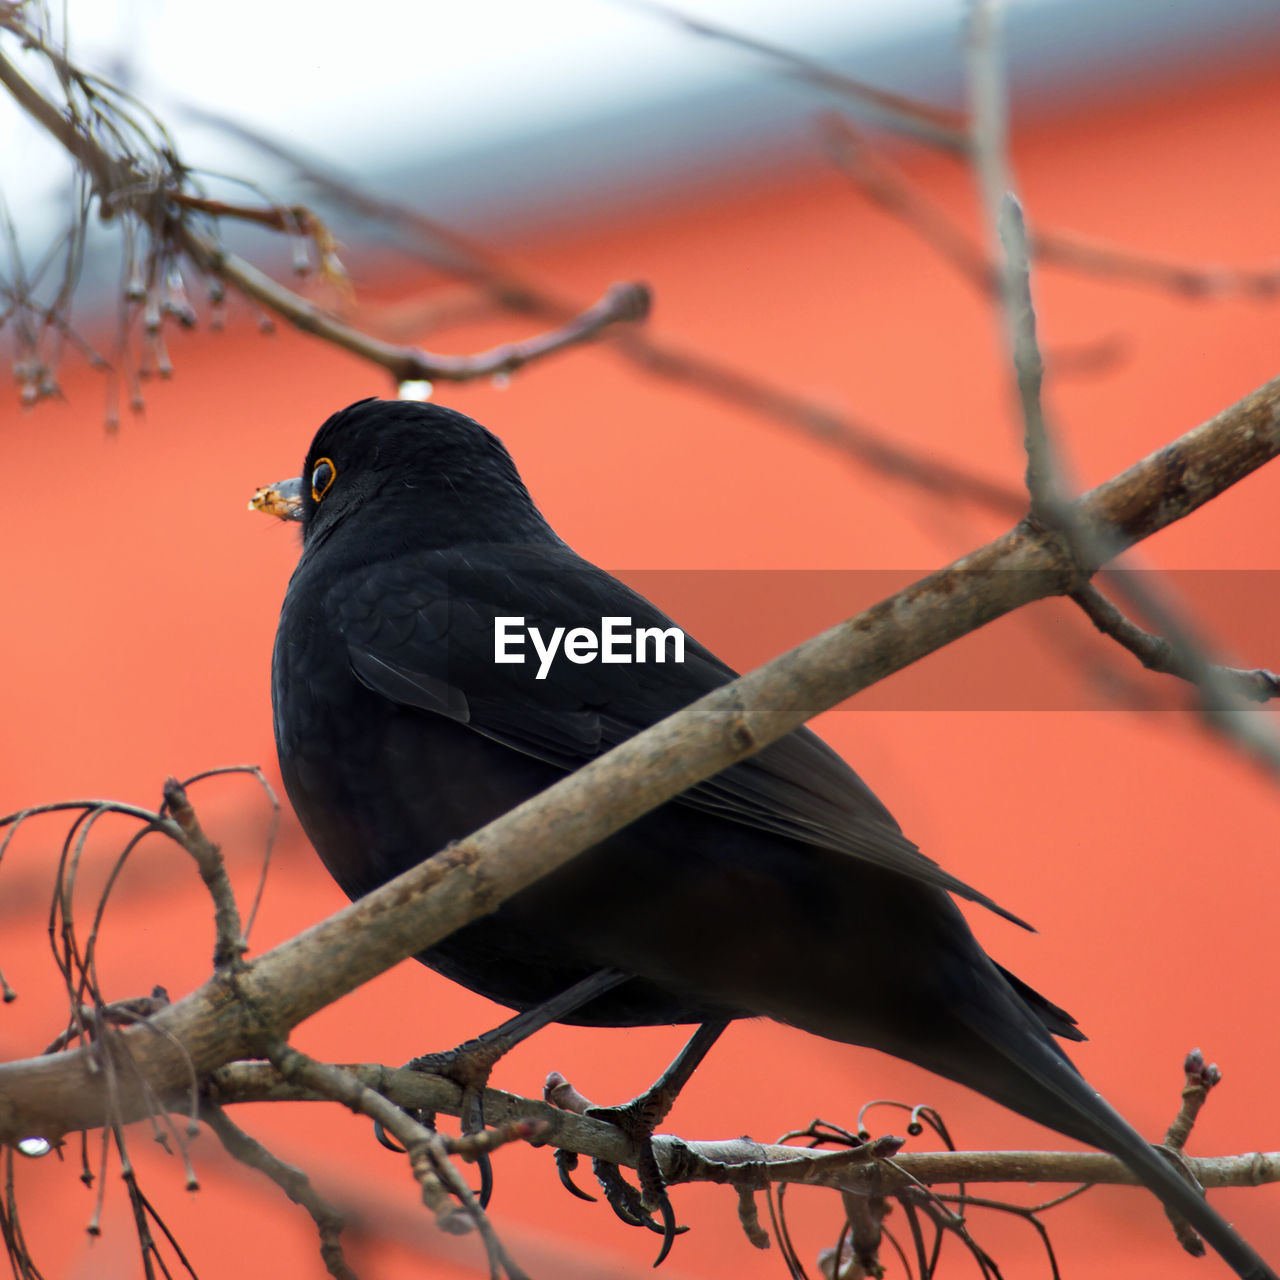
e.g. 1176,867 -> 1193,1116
311,458 -> 336,502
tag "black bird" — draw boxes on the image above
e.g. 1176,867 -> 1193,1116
269,397 -> 1273,1279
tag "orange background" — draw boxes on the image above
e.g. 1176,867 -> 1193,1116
2,56 -> 1279,1280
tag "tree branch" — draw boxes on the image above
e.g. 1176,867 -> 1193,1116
201,1101 -> 356,1280
1072,582 -> 1280,703
203,1059 -> 1280,1198
623,0 -> 969,150
184,106 -> 1027,516
0,43 -> 650,392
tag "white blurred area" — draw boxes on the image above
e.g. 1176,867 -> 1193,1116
3,0 -> 1278,248
2,1 -> 955,230
5,1 -> 957,164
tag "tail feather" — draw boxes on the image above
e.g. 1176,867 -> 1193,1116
965,1006 -> 1275,1280
992,962 -> 1084,1042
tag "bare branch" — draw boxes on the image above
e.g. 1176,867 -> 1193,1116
1034,227 -> 1280,299
264,1042 -> 529,1280
964,0 -> 1280,782
186,107 -> 1028,516
172,180 -> 650,380
820,113 -> 1280,304
621,0 -> 968,150
1071,583 -> 1280,703
201,1102 -> 356,1280
0,40 -> 649,401
160,778 -> 244,971
208,1057 -> 1280,1198
819,113 -> 993,292
997,193 -> 1060,521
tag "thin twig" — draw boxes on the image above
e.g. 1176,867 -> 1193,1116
820,114 -> 1280,303
966,0 -> 1064,525
965,0 -> 1280,779
997,192 -> 1060,521
167,192 -> 348,288
200,1101 -> 356,1280
183,105 -> 1027,516
621,0 -> 968,150
1071,582 -> 1280,703
179,216 -> 652,384
160,778 -> 244,971
819,113 -> 993,292
1034,227 -> 1280,299
1166,1049 -> 1223,1152
263,1042 -> 530,1280
0,42 -> 650,397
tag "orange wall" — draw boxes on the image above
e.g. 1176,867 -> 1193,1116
2,59 -> 1279,1280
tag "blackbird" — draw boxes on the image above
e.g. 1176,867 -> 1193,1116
269,397 -> 1272,1279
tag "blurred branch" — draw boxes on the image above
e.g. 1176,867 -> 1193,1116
819,113 -> 992,291
0,15 -> 1018,514
0,30 -> 649,412
621,0 -> 969,150
996,193 -> 1061,522
966,0 -> 1280,779
821,114 -> 1280,304
186,107 -> 1026,515
612,335 -> 1026,513
1035,228 -> 1280,299
201,1101 -> 356,1280
967,0 -> 1071,540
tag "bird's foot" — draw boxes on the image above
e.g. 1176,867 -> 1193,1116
588,1092 -> 685,1263
546,1071 -> 688,1266
407,1035 -> 507,1137
369,1038 -> 506,1204
379,972 -> 635,1207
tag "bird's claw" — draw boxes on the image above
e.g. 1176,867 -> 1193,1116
555,1148 -> 598,1202
373,1117 -> 407,1153
589,1157 -> 685,1264
585,1098 -> 687,1265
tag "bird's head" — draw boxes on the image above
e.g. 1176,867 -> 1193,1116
250,397 -> 556,553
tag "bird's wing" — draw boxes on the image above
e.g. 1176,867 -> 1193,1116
330,544 -> 1029,928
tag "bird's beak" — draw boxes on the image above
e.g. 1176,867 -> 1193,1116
249,475 -> 305,522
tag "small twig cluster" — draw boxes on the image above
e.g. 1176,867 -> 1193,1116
0,768 -> 278,1280
0,8 -> 650,425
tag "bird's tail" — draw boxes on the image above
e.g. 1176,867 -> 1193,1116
957,1003 -> 1275,1280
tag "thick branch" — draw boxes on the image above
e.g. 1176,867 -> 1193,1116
0,373 -> 1276,1143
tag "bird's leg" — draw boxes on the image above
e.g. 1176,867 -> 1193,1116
572,1019 -> 729,1266
394,967 -> 630,1204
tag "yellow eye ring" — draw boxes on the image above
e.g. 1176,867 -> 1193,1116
311,457 -> 337,502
